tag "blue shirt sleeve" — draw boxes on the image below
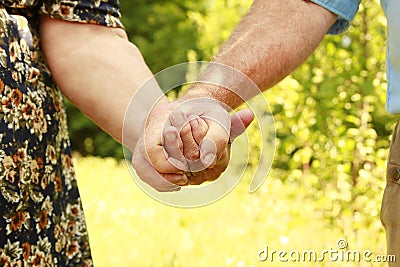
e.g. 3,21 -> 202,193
310,0 -> 361,34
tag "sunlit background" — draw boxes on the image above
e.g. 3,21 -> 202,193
70,0 -> 398,266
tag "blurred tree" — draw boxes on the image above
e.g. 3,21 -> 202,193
120,0 -> 204,73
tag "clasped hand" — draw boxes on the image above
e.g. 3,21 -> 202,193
132,97 -> 254,192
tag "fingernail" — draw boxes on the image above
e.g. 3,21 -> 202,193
190,117 -> 199,129
203,153 -> 215,165
165,132 -> 176,143
171,111 -> 185,126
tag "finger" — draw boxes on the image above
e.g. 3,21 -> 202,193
169,109 -> 199,161
169,109 -> 188,130
216,146 -> 231,166
180,121 -> 200,161
190,115 -> 209,145
189,147 -> 231,185
187,168 -> 221,185
144,125 -> 184,174
199,137 -> 218,168
199,119 -> 229,167
142,102 -> 184,175
178,115 -> 208,161
163,173 -> 189,186
181,97 -> 231,135
187,174 -> 207,185
188,172 -> 220,185
132,143 -> 182,192
230,109 -> 254,141
142,145 -> 184,174
163,126 -> 187,170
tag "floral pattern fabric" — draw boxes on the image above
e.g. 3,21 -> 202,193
0,0 -> 122,266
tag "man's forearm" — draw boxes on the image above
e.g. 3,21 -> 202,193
40,16 -> 166,149
183,0 -> 337,109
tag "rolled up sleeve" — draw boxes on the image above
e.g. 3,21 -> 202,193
310,0 -> 361,34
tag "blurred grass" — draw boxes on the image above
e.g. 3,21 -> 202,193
75,156 -> 387,267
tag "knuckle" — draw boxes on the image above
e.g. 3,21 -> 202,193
143,144 -> 156,158
186,153 -> 199,161
208,169 -> 222,181
167,157 -> 187,171
214,136 -> 228,150
184,145 -> 200,161
189,176 -> 204,185
150,157 -> 168,172
179,124 -> 192,137
154,163 -> 170,173
194,130 -> 207,141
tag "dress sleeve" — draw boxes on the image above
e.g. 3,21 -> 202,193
310,0 -> 361,34
39,0 -> 123,28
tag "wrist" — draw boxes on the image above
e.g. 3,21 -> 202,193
182,83 -> 241,110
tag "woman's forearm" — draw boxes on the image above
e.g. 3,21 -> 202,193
39,16 -> 166,149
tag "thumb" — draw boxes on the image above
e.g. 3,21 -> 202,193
230,109 -> 254,140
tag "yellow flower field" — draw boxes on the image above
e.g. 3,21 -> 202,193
75,156 -> 387,267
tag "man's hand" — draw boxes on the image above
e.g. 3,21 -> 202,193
132,97 -> 253,191
143,98 -> 232,175
164,108 -> 254,185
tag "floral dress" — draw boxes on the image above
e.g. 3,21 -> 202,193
0,0 -> 122,266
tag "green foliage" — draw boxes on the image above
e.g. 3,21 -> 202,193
120,0 -> 204,73
185,0 -> 252,60
262,0 -> 397,234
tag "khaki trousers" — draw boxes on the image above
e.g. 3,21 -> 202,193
381,121 -> 400,266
